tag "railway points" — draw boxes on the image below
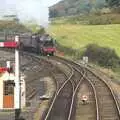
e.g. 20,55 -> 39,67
0,34 -> 120,120
43,56 -> 120,120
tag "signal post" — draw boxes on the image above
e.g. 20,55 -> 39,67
15,36 -> 20,109
0,36 -> 20,119
14,36 -> 21,120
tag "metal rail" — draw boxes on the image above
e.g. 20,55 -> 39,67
85,66 -> 120,120
75,59 -> 120,120
44,56 -> 86,120
1,49 -> 120,120
54,57 -> 97,120
44,61 -> 74,120
53,56 -> 120,120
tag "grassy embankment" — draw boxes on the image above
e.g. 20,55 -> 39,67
48,24 -> 120,58
48,15 -> 120,76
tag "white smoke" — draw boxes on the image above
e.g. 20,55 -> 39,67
0,0 -> 61,27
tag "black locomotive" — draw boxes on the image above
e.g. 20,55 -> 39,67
0,32 -> 56,56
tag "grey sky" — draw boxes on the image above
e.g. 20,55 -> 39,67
0,0 -> 61,26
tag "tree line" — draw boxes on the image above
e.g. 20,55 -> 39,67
49,0 -> 120,18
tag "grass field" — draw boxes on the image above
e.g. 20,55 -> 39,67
48,24 -> 120,56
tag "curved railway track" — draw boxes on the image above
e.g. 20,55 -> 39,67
1,49 -> 120,120
85,67 -> 120,120
43,59 -> 74,120
0,50 -> 63,120
43,57 -> 86,120
43,56 -> 120,120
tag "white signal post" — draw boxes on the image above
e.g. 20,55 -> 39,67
14,36 -> 20,109
0,35 -> 20,117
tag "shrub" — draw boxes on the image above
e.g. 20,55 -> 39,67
88,14 -> 120,25
82,44 -> 120,68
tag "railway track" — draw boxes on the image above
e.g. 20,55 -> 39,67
85,67 -> 120,120
1,49 -> 120,120
0,50 -> 59,120
20,52 -> 56,100
43,56 -> 120,120
0,50 -> 44,100
43,57 -> 86,120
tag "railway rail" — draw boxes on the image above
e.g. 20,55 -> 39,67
43,56 -> 86,120
0,50 -> 59,120
85,66 -> 120,120
43,56 -> 120,120
1,49 -> 120,120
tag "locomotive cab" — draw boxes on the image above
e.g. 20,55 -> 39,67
39,35 -> 56,56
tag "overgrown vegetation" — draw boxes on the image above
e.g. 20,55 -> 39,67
82,44 -> 120,69
49,0 -> 107,18
49,0 -> 120,18
88,14 -> 120,24
51,13 -> 120,25
49,0 -> 120,73
56,42 -> 120,70
0,20 -> 30,33
0,20 -> 46,34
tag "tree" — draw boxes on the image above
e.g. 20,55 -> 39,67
49,9 -> 59,18
37,27 -> 45,34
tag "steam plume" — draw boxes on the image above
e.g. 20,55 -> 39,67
0,0 -> 49,27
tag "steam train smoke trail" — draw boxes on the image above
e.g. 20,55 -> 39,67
0,0 -> 61,27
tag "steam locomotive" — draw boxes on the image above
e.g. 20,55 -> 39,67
0,32 -> 56,56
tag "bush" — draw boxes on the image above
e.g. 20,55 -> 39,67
0,20 -> 30,32
51,14 -> 120,25
82,44 -> 120,68
88,14 -> 120,25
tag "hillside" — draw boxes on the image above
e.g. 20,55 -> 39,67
50,13 -> 120,25
49,0 -> 120,72
49,0 -> 106,17
48,24 -> 120,57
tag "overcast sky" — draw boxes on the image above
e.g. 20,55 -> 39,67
0,0 -> 61,26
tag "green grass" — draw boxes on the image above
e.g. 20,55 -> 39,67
48,24 -> 120,56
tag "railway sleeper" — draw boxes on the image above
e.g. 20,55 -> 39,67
101,116 -> 119,120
